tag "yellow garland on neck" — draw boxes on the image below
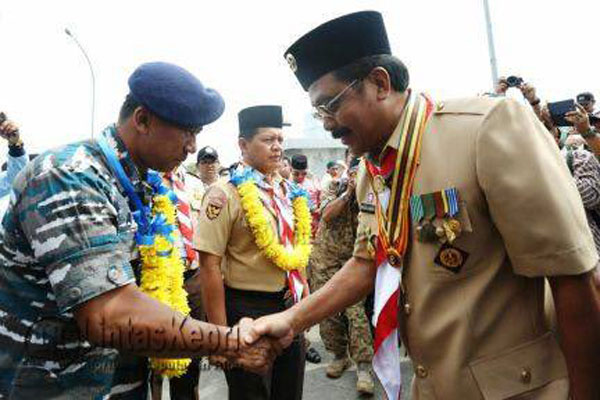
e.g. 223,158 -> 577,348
139,193 -> 191,378
237,180 -> 311,271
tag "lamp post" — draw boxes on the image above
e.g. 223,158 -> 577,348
65,28 -> 95,139
482,0 -> 499,90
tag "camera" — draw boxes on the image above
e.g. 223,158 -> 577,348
506,76 -> 524,88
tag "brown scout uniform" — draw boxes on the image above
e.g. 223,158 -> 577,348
194,176 -> 305,400
194,179 -> 288,292
354,96 -> 597,399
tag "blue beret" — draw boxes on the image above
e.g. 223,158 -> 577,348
128,62 -> 225,129
284,11 -> 391,91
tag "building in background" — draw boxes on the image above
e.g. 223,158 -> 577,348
284,113 -> 345,179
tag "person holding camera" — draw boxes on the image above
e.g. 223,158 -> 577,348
0,113 -> 28,199
564,103 -> 600,158
494,76 -> 543,118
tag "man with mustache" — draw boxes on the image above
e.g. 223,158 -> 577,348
247,11 -> 600,400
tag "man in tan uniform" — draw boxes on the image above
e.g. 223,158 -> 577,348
195,105 -> 307,400
247,11 -> 600,400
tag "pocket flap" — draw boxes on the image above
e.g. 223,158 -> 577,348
469,333 -> 567,400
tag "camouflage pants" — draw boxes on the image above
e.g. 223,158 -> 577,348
310,262 -> 374,363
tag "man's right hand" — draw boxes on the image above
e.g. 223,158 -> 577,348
221,317 -> 283,375
494,76 -> 509,95
244,311 -> 296,349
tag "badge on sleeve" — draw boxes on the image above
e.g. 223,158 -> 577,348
204,188 -> 226,220
434,243 -> 469,273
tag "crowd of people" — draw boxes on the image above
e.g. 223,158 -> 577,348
0,9 -> 598,400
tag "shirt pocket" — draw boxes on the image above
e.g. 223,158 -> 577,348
468,332 -> 568,399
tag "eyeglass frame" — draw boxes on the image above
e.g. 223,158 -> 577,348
312,79 -> 361,120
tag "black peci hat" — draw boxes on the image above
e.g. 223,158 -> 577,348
238,105 -> 284,137
284,11 -> 391,91
291,154 -> 308,170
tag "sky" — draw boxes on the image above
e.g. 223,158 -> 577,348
1,0 -> 599,166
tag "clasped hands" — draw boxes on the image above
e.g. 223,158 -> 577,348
209,313 -> 296,375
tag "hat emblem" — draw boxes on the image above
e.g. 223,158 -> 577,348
285,53 -> 298,73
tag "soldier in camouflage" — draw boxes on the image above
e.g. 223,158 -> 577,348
309,156 -> 375,395
0,62 -> 279,399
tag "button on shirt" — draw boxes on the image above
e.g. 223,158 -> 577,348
0,126 -> 148,398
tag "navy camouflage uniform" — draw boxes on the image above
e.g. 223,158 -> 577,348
0,126 -> 149,399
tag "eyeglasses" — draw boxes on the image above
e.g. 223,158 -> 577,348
312,79 -> 360,120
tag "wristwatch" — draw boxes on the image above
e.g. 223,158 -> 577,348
580,127 -> 598,139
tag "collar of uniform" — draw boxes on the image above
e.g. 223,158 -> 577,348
103,125 -> 151,202
366,89 -> 414,167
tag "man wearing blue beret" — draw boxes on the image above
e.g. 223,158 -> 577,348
0,62 -> 281,399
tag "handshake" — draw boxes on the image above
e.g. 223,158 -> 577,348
211,312 -> 295,375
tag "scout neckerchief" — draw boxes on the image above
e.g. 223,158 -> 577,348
164,169 -> 197,265
365,92 -> 434,400
365,92 -> 434,267
231,165 -> 309,303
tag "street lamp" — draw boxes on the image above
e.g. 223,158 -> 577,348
65,28 -> 95,139
482,0 -> 499,90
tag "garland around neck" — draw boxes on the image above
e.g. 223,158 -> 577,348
230,167 -> 312,271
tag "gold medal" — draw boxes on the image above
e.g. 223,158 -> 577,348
373,175 -> 386,193
387,248 -> 402,267
442,218 -> 462,244
439,247 -> 463,269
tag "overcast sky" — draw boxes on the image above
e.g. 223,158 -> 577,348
1,0 -> 598,165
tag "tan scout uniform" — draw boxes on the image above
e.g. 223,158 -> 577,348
194,179 -> 288,291
354,96 -> 598,399
195,176 -> 305,400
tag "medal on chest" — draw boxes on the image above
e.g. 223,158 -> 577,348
366,93 -> 434,269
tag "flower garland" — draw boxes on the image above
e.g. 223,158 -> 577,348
137,171 -> 191,378
231,168 -> 312,271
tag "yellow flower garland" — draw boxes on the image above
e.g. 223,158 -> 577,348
237,180 -> 311,271
139,193 -> 191,378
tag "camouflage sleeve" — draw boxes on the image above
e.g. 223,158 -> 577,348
193,182 -> 234,257
319,179 -> 341,212
15,154 -> 135,312
353,161 -> 376,261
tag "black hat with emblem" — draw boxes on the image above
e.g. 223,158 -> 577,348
577,92 -> 595,103
238,105 -> 287,138
196,146 -> 219,163
284,11 -> 391,91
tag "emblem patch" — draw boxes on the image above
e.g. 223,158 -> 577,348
434,243 -> 469,273
285,53 -> 298,72
206,203 -> 222,220
204,188 -> 226,220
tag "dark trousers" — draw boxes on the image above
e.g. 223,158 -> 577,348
224,287 -> 305,400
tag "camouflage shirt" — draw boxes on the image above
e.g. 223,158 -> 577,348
309,178 -> 359,269
0,126 -> 150,399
